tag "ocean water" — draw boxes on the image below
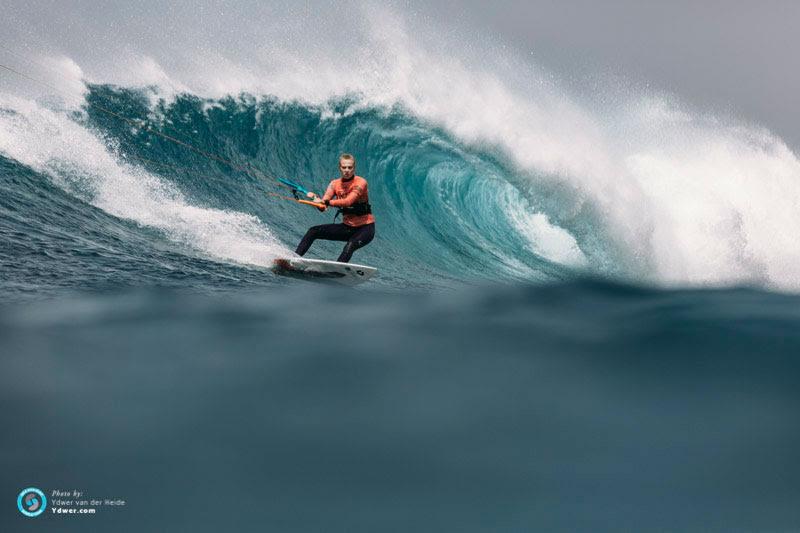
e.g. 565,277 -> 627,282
2,3 -> 800,531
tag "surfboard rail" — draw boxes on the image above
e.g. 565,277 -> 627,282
272,257 -> 377,286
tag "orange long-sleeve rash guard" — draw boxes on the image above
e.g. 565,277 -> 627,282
322,175 -> 375,227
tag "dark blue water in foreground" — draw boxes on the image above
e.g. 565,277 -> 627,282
2,87 -> 800,532
3,283 -> 800,532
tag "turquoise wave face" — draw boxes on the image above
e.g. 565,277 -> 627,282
76,86 -> 590,288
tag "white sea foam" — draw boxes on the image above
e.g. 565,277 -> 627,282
0,94 -> 289,267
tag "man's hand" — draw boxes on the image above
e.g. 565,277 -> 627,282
306,192 -> 327,211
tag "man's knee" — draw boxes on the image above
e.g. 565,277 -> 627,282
305,225 -> 326,237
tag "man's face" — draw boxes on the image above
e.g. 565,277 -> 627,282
339,159 -> 355,179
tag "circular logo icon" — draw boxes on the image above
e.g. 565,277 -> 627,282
17,487 -> 46,517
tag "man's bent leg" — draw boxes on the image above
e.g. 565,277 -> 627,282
296,224 -> 355,256
337,223 -> 375,262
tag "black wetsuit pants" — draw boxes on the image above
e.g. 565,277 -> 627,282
295,223 -> 375,263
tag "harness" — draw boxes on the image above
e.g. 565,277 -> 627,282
334,202 -> 372,221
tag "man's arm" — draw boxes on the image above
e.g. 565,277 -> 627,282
321,182 -> 335,202
305,183 -> 334,210
327,184 -> 362,208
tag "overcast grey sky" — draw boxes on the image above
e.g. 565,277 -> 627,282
420,0 -> 800,150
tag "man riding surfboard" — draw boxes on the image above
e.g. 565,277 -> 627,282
294,153 -> 375,263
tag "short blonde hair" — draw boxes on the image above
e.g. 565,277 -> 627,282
339,153 -> 356,165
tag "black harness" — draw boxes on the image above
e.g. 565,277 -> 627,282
334,202 -> 372,221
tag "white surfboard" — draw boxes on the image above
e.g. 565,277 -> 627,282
272,257 -> 377,286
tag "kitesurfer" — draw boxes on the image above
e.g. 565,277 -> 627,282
295,153 -> 375,263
